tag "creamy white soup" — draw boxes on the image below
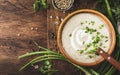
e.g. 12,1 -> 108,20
62,13 -> 111,63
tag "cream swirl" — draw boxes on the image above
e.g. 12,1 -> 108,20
70,26 -> 92,50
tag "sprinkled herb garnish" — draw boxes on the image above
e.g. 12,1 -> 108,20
92,36 -> 95,40
97,32 -> 100,35
105,36 -> 108,38
69,33 -> 72,37
88,55 -> 93,58
99,42 -> 103,46
87,43 -> 92,48
99,24 -> 104,29
80,22 -> 84,25
82,41 -> 85,45
85,20 -> 88,23
79,50 -> 84,54
93,36 -> 101,44
77,21 -> 108,58
85,27 -> 96,34
100,34 -> 104,38
103,46 -> 107,48
88,22 -> 91,25
91,21 -> 95,25
105,40 -> 108,42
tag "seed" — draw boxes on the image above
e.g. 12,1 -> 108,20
54,21 -> 59,25
61,18 -> 64,21
31,27 -> 34,30
35,27 -> 38,30
56,16 -> 59,19
63,11 -> 66,13
17,34 -> 21,36
50,16 -> 53,19
34,65 -> 39,69
54,0 -> 72,10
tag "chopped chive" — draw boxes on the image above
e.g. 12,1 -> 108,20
93,47 -> 98,51
69,34 -> 72,37
105,40 -> 108,42
87,43 -> 91,48
97,32 -> 100,35
92,36 -> 95,40
86,27 -> 89,30
99,24 -> 104,29
105,36 -> 108,38
88,55 -> 93,58
79,50 -> 84,54
82,41 -> 85,45
99,26 -> 102,29
80,22 -> 84,25
87,50 -> 96,54
93,37 -> 101,44
85,31 -> 88,33
85,20 -> 88,23
88,22 -> 90,25
91,21 -> 95,25
103,46 -> 107,48
93,29 -> 97,32
99,42 -> 103,46
85,47 -> 88,51
100,35 -> 104,38
101,24 -> 104,27
90,31 -> 92,34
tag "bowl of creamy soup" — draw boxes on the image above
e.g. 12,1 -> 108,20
57,9 -> 116,66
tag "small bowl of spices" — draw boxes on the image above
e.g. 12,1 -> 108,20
52,0 -> 74,11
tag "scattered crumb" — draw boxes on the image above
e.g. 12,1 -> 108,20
54,21 -> 59,25
61,18 -> 64,21
35,27 -> 38,30
63,11 -> 66,13
31,27 -> 34,30
17,34 -> 21,36
50,16 -> 53,19
34,65 -> 39,69
56,16 -> 59,20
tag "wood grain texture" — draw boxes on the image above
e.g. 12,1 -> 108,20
0,0 -> 119,75
47,0 -> 95,75
0,0 -> 47,75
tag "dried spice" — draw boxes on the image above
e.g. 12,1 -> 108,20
52,0 -> 74,11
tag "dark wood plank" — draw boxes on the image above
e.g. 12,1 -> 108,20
0,0 -> 47,75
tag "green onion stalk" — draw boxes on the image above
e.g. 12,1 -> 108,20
19,41 -> 100,75
97,0 -> 120,75
105,0 -> 120,74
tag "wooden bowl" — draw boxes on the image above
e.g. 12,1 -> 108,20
57,9 -> 116,66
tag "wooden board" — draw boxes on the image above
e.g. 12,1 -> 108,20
0,0 -> 119,75
0,0 -> 47,75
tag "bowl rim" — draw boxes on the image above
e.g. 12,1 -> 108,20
57,9 -> 116,66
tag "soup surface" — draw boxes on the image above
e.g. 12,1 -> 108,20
62,13 -> 111,63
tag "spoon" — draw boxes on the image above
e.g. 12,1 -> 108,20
97,48 -> 120,71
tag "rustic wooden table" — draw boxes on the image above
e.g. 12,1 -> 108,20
0,0 -> 119,75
